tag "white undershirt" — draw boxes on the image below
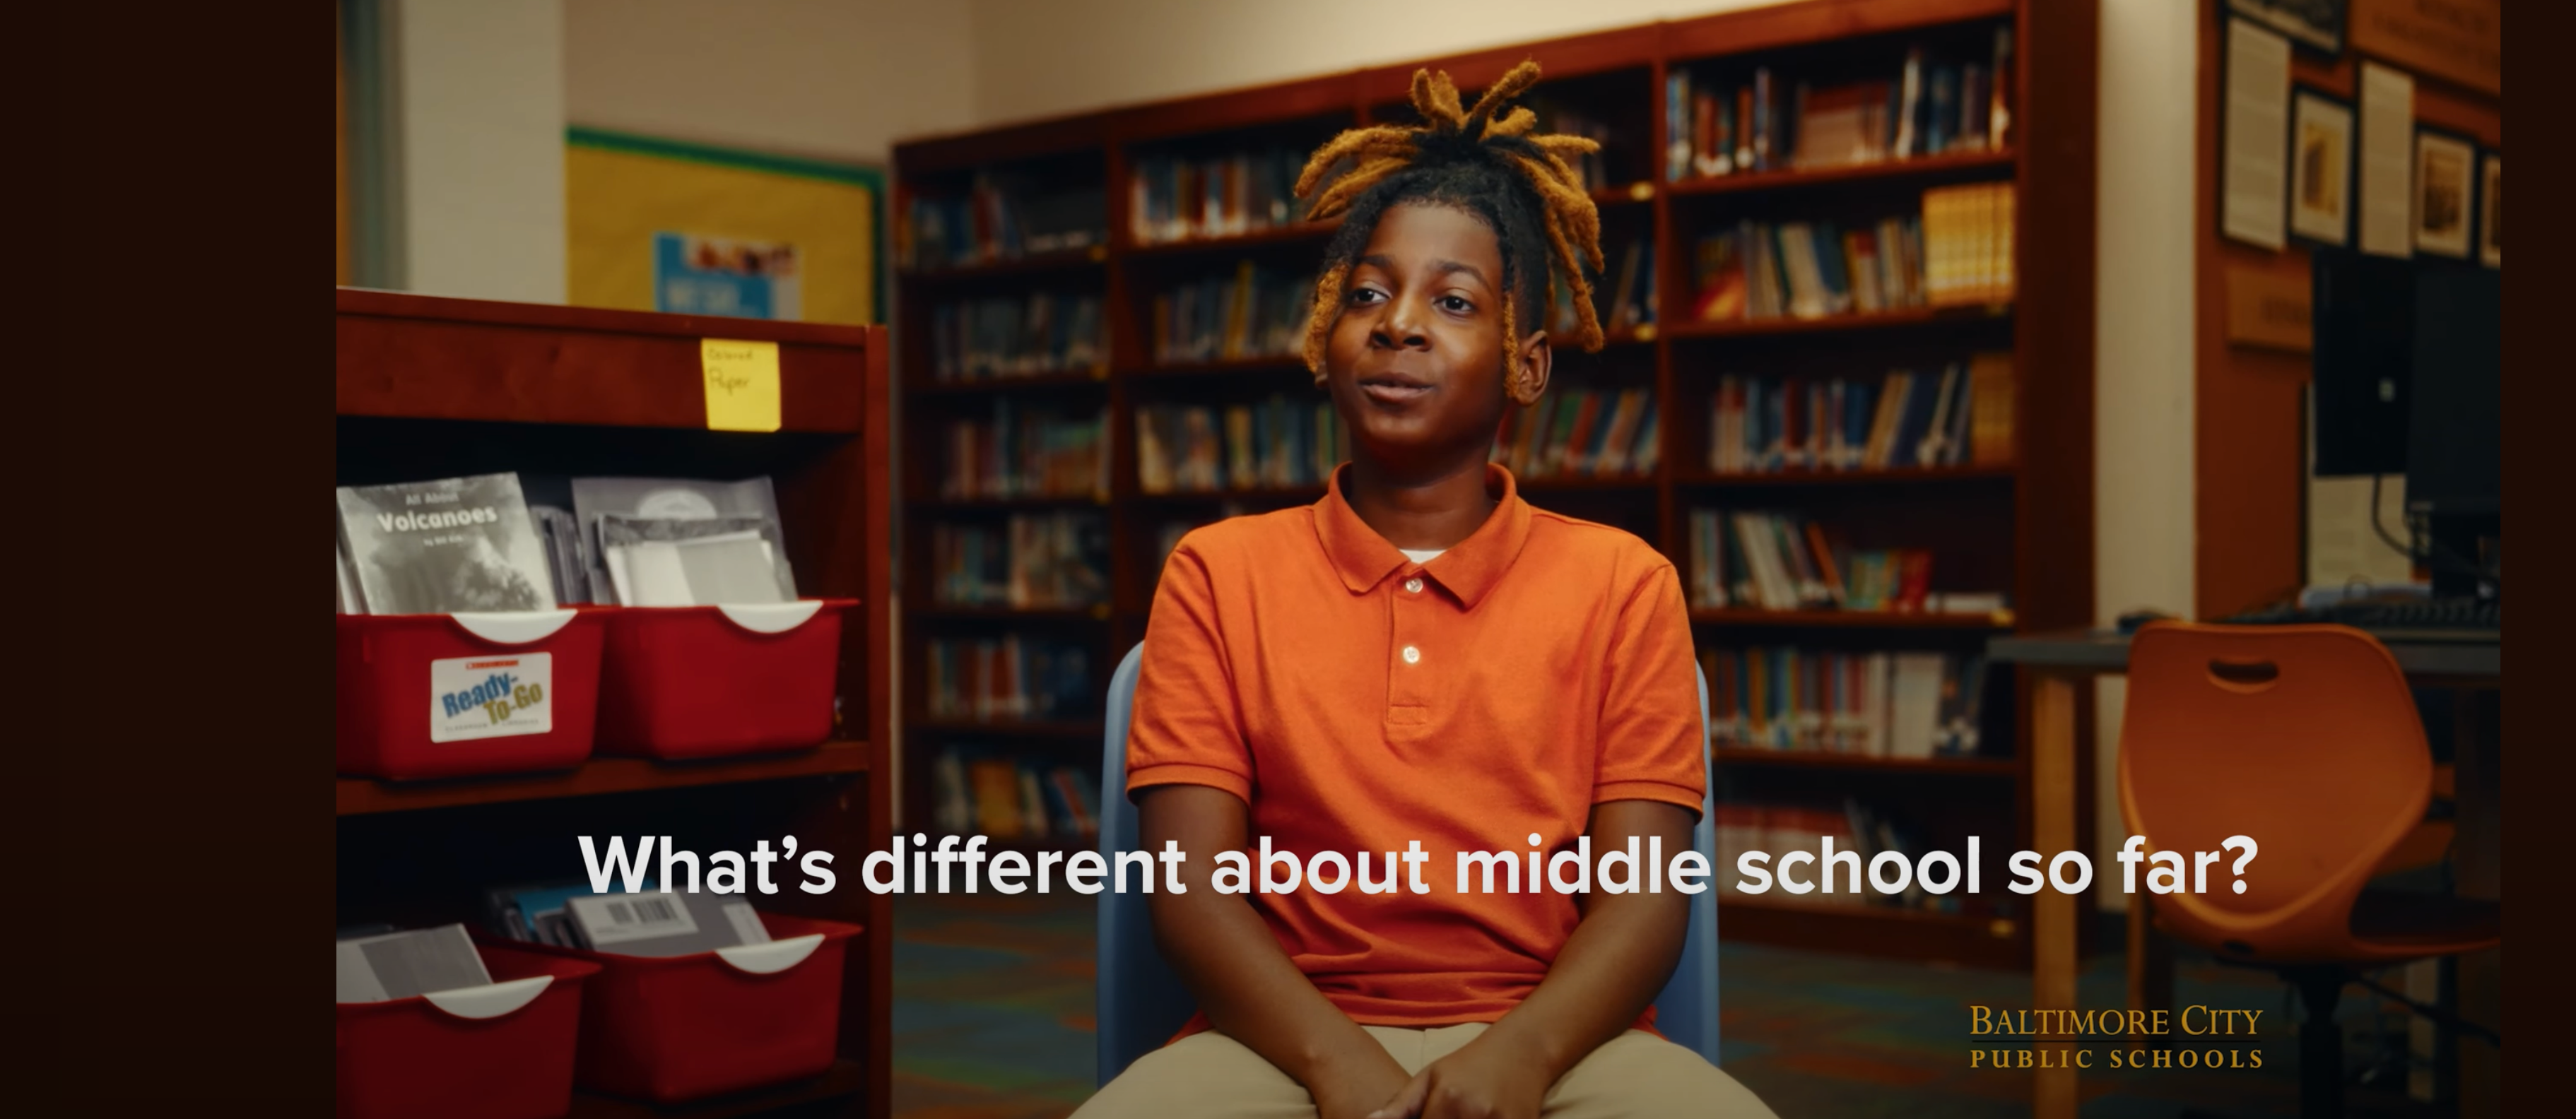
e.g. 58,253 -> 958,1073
1399,548 -> 1446,564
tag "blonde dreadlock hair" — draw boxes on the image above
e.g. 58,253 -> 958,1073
1295,61 -> 1606,402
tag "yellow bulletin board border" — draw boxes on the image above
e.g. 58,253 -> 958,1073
566,126 -> 888,324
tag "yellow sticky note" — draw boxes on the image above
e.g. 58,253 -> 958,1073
701,339 -> 782,432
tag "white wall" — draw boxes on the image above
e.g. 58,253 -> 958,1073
389,0 -> 568,304
969,0 -> 1777,122
564,0 -> 976,164
2089,0 -> 2199,911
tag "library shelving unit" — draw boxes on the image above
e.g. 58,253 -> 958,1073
334,290 -> 895,1118
890,0 -> 2095,968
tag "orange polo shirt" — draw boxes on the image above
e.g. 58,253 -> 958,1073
1127,462 -> 1705,1029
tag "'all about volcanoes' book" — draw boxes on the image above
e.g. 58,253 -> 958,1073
336,472 -> 558,615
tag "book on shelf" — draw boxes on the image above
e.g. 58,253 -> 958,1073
925,634 -> 1097,722
1685,507 -> 2004,615
1712,798 -> 1968,913
336,472 -> 557,615
929,512 -> 1110,609
1553,235 -> 1657,337
1151,262 -> 1315,365
1919,182 -> 2015,307
929,291 -> 1107,381
1137,398 -> 1346,495
1690,211 -> 1945,324
527,505 -> 589,605
337,924 -> 493,1002
563,889 -> 774,959
929,744 -> 1102,843
1542,107 -> 1616,189
939,401 -> 1110,501
555,476 -> 795,608
594,513 -> 795,607
1129,147 -> 1306,246
478,878 -> 774,957
1666,28 -> 2013,184
1700,646 -> 1989,759
904,172 -> 1105,270
486,880 -> 622,948
1705,357 -> 2011,475
1491,386 -> 1659,480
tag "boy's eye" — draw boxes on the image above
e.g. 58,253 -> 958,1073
1437,295 -> 1475,314
1348,288 -> 1386,307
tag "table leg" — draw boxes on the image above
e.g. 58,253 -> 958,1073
2126,894 -> 2172,1043
2452,689 -> 2500,1119
2033,674 -> 2079,1119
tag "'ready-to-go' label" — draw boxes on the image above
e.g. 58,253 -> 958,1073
429,653 -> 553,742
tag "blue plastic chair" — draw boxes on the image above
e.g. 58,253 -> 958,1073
1095,642 -> 1722,1085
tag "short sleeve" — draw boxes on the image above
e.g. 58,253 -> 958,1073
1124,538 -> 1254,803
1592,559 -> 1707,815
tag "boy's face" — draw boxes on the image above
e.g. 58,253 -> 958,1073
1323,202 -> 1550,473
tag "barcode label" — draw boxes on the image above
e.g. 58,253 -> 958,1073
568,892 -> 702,947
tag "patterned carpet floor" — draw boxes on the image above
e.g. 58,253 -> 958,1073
893,892 -> 2430,1118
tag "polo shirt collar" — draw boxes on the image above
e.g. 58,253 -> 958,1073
1314,461 -> 1533,609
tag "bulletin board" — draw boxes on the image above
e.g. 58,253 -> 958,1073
565,126 -> 884,326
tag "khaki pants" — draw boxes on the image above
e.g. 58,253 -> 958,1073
1071,1023 -> 1779,1119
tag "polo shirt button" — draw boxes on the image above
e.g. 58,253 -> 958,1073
1402,645 -> 1422,665
1404,577 -> 1424,593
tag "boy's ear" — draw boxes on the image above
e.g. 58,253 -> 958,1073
1507,328 -> 1552,405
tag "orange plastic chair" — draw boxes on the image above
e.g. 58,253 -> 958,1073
2118,622 -> 2498,1118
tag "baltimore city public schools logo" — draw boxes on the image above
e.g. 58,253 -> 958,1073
1970,1005 -> 2266,1070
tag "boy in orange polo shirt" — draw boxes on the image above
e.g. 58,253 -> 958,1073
1074,64 -> 1777,1119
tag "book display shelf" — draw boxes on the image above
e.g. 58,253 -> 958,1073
892,0 -> 2095,969
334,290 -> 895,1118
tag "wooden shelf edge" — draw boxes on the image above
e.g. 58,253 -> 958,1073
336,740 -> 872,816
1515,475 -> 1658,492
1712,747 -> 2015,776
1674,465 -> 2016,486
1664,148 -> 2015,197
906,370 -> 1108,395
335,288 -> 880,348
1121,221 -> 1338,257
1664,304 -> 2011,339
565,1059 -> 866,1119
910,605 -> 1113,622
1122,355 -> 1309,379
907,492 -> 1111,511
1131,486 -> 1326,504
908,717 -> 1106,739
1690,608 -> 2011,629
897,249 -> 1106,283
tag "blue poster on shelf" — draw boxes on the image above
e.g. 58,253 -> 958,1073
652,232 -> 804,321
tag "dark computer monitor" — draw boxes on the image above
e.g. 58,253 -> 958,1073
2310,249 -> 2418,477
2406,266 -> 2500,517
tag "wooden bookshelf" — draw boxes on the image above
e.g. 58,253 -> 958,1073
335,290 -> 895,1119
565,1059 -> 868,1119
1713,747 -> 2017,776
1688,608 -> 2014,629
890,0 -> 2096,968
1662,146 -> 2017,196
336,741 -> 876,816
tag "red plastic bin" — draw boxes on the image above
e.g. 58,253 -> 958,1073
517,911 -> 862,1103
337,944 -> 601,1119
595,599 -> 856,759
337,609 -> 606,780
